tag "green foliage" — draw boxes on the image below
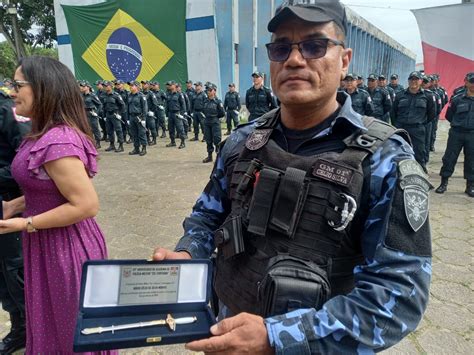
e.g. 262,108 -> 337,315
0,41 -> 58,79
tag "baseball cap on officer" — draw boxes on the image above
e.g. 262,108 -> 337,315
186,80 -> 193,84
357,75 -> 363,80
206,83 -> 217,91
344,73 -> 356,81
252,72 -> 264,78
229,83 -> 235,87
194,81 -> 203,86
115,79 -> 124,85
466,72 -> 474,82
128,80 -> 140,87
95,80 -> 103,86
267,0 -> 347,35
368,74 -> 377,81
166,80 -> 176,86
408,71 -> 422,80
378,74 -> 386,80
102,80 -> 113,87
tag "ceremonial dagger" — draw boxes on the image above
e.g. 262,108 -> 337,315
81,313 -> 197,335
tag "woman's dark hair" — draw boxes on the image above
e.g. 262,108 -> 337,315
18,56 -> 93,140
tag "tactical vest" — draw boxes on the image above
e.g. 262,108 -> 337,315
214,110 -> 408,316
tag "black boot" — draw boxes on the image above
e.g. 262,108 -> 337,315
105,143 -> 116,152
166,141 -> 176,147
0,312 -> 26,354
129,147 -> 140,155
149,137 -> 157,146
202,153 -> 213,163
160,131 -> 167,138
95,140 -> 101,149
466,181 -> 474,197
435,177 -> 449,194
114,143 -> 124,153
178,139 -> 186,149
190,136 -> 199,141
139,145 -> 147,156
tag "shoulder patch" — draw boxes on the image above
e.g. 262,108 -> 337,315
398,160 -> 431,232
245,129 -> 272,151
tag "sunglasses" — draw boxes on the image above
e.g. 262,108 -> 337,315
265,38 -> 345,62
12,80 -> 31,92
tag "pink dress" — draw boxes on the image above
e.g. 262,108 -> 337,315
11,125 -> 116,354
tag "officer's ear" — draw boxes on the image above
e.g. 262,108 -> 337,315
341,48 -> 352,81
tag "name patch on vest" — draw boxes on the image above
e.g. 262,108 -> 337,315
245,129 -> 273,151
312,160 -> 354,186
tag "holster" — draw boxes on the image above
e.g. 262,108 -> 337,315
258,255 -> 331,317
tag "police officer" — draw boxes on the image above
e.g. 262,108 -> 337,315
435,72 -> 474,197
102,81 -> 125,152
389,74 -> 405,96
114,80 -> 130,143
245,72 -> 278,121
343,73 -> 374,115
80,80 -> 102,148
185,80 -> 196,132
141,80 -> 159,146
421,75 -> 441,163
152,2 -> 431,353
177,83 -> 191,135
201,83 -> 225,163
190,81 -> 207,141
367,73 -> 392,122
378,74 -> 395,102
451,73 -> 473,98
224,83 -> 241,135
0,91 -> 30,354
95,80 -> 108,141
430,74 -> 449,151
165,80 -> 186,149
391,71 -> 436,172
356,74 -> 368,91
127,81 -> 148,156
150,81 -> 168,138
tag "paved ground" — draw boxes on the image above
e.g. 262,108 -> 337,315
1,120 -> 472,354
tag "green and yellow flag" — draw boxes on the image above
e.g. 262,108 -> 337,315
62,0 -> 187,83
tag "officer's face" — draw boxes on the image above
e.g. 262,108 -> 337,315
378,79 -> 386,87
195,85 -> 202,93
466,80 -> 474,93
270,20 -> 351,107
390,79 -> 398,85
252,76 -> 263,86
229,86 -> 235,92
368,79 -> 377,89
105,85 -> 112,93
408,78 -> 421,91
344,78 -> 356,90
186,83 -> 193,89
130,85 -> 138,94
11,67 -> 34,117
207,89 -> 216,98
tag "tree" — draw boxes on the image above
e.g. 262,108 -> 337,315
0,0 -> 56,61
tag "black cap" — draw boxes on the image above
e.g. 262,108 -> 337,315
140,80 -> 149,84
194,81 -> 203,86
166,80 -> 176,86
422,75 -> 430,83
268,1 -> 347,35
150,81 -> 159,86
357,75 -> 363,80
368,74 -> 378,80
465,72 -> 474,80
95,80 -> 103,86
378,74 -> 386,80
390,74 -> 399,80
102,80 -> 113,87
185,80 -> 193,84
252,71 -> 264,78
229,83 -> 235,87
206,83 -> 217,90
408,71 -> 422,80
115,79 -> 124,85
128,80 -> 140,87
344,73 -> 356,81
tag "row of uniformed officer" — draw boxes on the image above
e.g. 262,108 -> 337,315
201,83 -> 225,163
342,73 -> 374,116
79,81 -> 102,148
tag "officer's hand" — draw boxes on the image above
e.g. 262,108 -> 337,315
2,200 -> 13,220
185,312 -> 274,354
152,247 -> 191,261
0,218 -> 27,234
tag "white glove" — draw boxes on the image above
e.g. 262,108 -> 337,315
115,113 -> 122,120
233,110 -> 239,116
91,111 -> 98,117
140,120 -> 146,128
147,111 -> 155,117
158,105 -> 164,110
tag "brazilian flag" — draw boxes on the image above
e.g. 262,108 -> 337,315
62,0 -> 187,84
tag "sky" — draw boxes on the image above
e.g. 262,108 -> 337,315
340,0 -> 462,63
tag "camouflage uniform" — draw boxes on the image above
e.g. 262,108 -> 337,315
174,92 -> 431,353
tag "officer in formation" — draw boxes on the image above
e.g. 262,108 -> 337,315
190,81 -> 207,142
389,74 -> 405,96
245,71 -> 278,121
201,83 -> 225,163
421,75 -> 442,164
150,81 -> 168,138
95,80 -> 108,141
430,74 -> 449,151
79,80 -> 102,148
223,83 -> 241,135
102,81 -> 125,152
451,73 -> 473,98
153,1 -> 431,353
356,74 -> 368,91
185,80 -> 196,132
141,80 -> 159,146
435,72 -> 474,197
0,90 -> 30,354
391,71 -> 436,172
165,80 -> 187,149
127,81 -> 148,156
343,73 -> 374,115
366,73 -> 392,122
378,74 -> 395,102
114,80 -> 130,143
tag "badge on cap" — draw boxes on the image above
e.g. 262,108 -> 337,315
398,160 -> 432,232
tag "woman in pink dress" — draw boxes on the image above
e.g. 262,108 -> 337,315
0,56 -> 116,354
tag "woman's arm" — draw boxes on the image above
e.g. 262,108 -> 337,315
2,196 -> 26,219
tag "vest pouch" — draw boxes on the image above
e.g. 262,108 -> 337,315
258,255 -> 331,317
215,215 -> 245,260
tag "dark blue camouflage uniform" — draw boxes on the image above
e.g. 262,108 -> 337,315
175,93 -> 431,354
